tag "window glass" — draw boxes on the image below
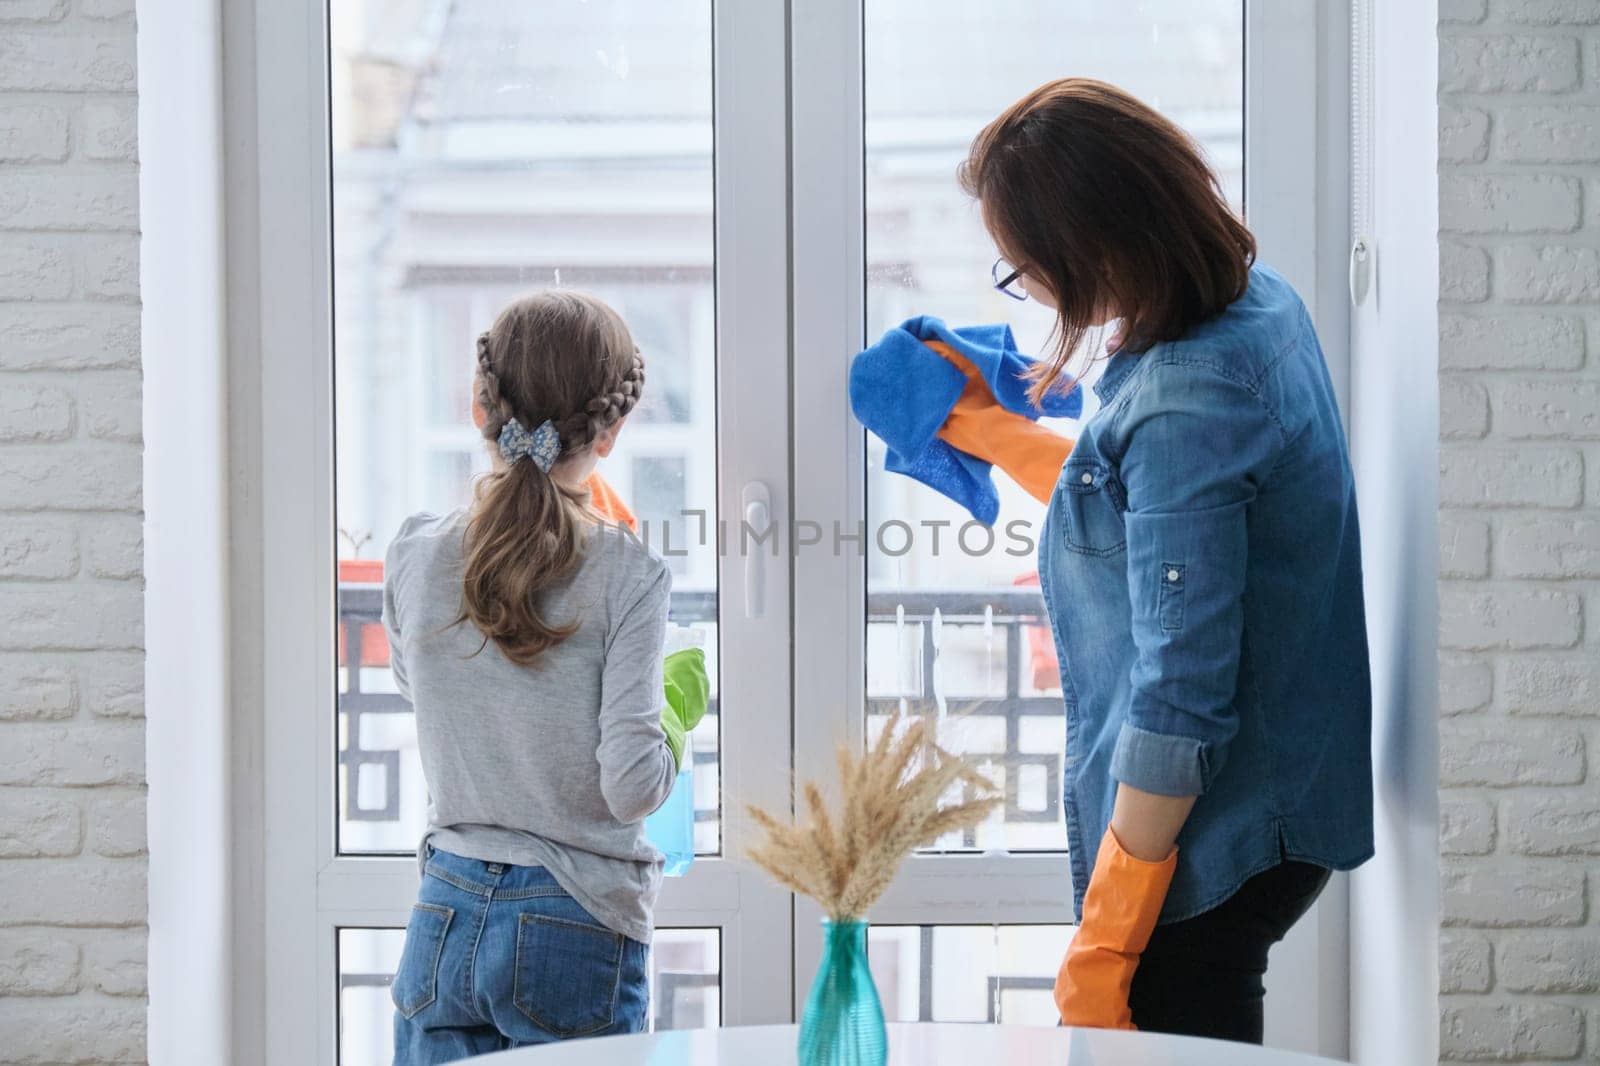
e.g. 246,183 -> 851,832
338,928 -> 404,1065
650,928 -> 723,1030
867,924 -> 1073,1025
330,0 -> 720,855
863,0 -> 1244,852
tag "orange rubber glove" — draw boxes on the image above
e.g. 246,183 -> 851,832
1055,825 -> 1178,1030
925,340 -> 1075,505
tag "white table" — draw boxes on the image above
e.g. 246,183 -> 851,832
476,1023 -> 1347,1064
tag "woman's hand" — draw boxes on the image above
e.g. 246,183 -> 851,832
1054,784 -> 1195,1030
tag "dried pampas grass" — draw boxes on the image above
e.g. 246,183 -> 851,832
744,711 -> 1002,921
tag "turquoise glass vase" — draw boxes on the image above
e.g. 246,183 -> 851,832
798,919 -> 887,1066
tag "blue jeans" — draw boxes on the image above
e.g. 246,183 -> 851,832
391,846 -> 650,1064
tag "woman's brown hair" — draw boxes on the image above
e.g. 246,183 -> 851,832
464,290 -> 644,665
958,78 -> 1256,405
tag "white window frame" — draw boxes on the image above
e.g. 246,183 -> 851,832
189,0 -> 1354,1061
245,1 -> 794,1062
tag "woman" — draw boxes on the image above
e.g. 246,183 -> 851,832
959,79 -> 1373,1043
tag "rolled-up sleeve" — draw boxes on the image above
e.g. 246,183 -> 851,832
1109,360 -> 1284,797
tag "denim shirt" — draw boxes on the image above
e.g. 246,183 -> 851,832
1038,263 -> 1374,925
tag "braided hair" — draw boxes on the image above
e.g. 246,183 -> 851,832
474,332 -> 645,459
461,290 -> 646,665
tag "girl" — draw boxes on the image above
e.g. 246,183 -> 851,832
959,80 -> 1373,1042
383,291 -> 687,1062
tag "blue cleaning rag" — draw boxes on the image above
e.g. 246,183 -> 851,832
848,316 -> 1083,525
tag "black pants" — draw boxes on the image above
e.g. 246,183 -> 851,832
1128,860 -> 1332,1044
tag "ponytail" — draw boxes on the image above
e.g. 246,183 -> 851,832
460,457 -> 588,665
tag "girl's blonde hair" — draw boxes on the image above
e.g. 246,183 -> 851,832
463,290 -> 645,665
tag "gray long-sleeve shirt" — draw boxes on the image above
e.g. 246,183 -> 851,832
382,508 -> 675,943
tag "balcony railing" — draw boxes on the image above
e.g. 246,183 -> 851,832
863,588 -> 1062,848
335,583 -> 1066,1029
337,584 -> 1063,842
336,585 -> 721,827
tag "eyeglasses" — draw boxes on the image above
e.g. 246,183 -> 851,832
991,257 -> 1028,301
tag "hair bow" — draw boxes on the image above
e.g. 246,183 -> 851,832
496,417 -> 562,473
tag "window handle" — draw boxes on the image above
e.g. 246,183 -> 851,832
741,481 -> 771,620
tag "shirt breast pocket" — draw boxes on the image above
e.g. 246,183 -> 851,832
1058,458 -> 1127,557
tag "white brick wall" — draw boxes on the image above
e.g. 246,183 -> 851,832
0,1 -> 144,1062
1440,2 -> 1600,1061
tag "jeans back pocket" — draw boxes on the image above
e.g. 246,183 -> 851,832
391,903 -> 453,1019
513,914 -> 624,1037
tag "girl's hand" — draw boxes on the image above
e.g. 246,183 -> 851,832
659,647 -> 709,771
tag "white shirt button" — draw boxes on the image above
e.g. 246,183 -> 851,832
1080,472 -> 1093,485
1167,568 -> 1181,582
